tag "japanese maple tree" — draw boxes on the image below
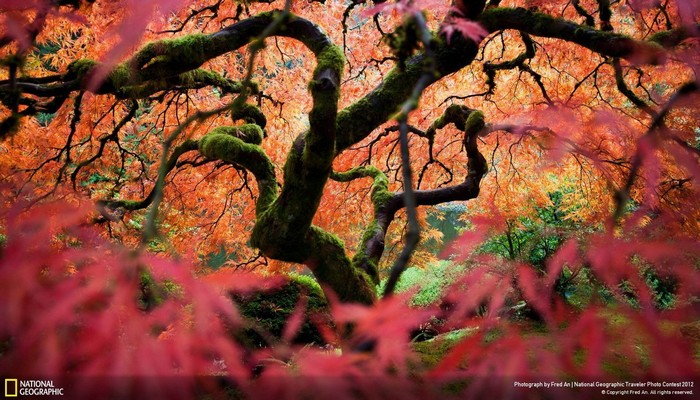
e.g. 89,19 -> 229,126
1,0 -> 699,398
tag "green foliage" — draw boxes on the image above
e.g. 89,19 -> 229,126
380,260 -> 465,307
425,203 -> 468,252
34,41 -> 61,72
35,112 -> 56,127
478,190 -> 593,312
479,191 -> 582,269
643,269 -> 678,309
138,270 -> 182,311
231,273 -> 329,348
478,191 -> 679,311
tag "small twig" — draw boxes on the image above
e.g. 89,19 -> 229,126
611,81 -> 698,225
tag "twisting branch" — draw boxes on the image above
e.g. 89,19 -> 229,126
331,166 -> 392,283
479,7 -> 668,64
333,104 -> 490,299
157,0 -> 223,34
141,3 -> 293,243
611,58 -> 656,116
572,0 -> 595,27
383,11 -> 435,298
482,33 -> 552,103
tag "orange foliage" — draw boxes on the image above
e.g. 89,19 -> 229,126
1,0 -> 700,398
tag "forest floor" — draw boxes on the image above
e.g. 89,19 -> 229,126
412,309 -> 700,375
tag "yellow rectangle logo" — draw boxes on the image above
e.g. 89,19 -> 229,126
5,379 -> 18,397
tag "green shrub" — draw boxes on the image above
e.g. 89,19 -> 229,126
380,260 -> 466,307
232,273 -> 329,348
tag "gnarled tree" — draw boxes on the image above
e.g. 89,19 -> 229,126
1,0 -> 699,305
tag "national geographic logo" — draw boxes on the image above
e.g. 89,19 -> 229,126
4,379 -> 63,397
4,379 -> 17,397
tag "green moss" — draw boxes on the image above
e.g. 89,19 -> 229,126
199,132 -> 276,213
118,69 -> 248,98
335,66 -> 417,152
231,273 -> 330,348
120,199 -> 144,210
464,110 -> 485,134
335,96 -> 372,143
352,219 -> 381,283
647,28 -> 689,49
370,173 -> 392,212
209,125 -> 263,145
313,45 -> 345,79
167,34 -> 209,63
200,133 -> 251,162
184,69 -> 246,93
65,59 -> 99,79
231,103 -> 267,128
446,105 -> 470,129
307,226 -> 377,304
251,213 -> 377,304
235,124 -> 264,145
138,270 -> 166,311
308,46 -> 344,125
304,46 -> 345,171
139,34 -> 209,70
331,166 -> 390,285
108,63 -> 133,90
413,328 -> 474,369
288,273 -> 324,297
359,219 -> 381,247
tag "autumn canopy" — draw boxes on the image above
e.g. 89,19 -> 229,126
0,0 -> 699,398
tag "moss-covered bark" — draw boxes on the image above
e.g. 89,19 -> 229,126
479,7 -> 666,64
335,31 -> 479,153
231,103 -> 267,128
331,166 -> 395,284
198,133 -> 277,214
249,43 -> 378,304
12,8 -> 691,305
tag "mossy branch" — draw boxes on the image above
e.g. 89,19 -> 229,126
119,69 -> 254,99
479,7 -> 667,64
647,23 -> 700,48
252,45 -> 344,249
198,132 -> 277,214
1,10 -> 334,105
333,6 -> 690,155
141,102 -> 238,243
331,166 -> 394,283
